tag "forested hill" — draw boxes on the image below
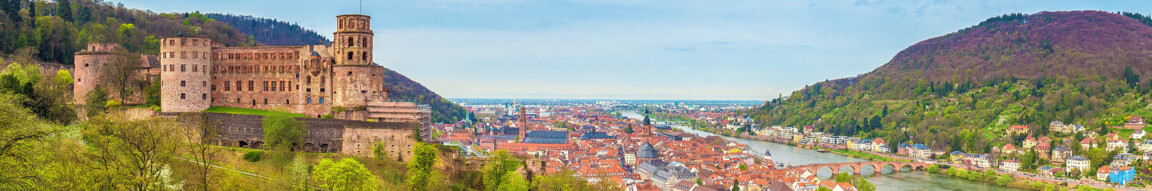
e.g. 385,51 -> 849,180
0,0 -> 254,64
753,11 -> 1152,152
206,13 -> 329,46
211,14 -> 469,123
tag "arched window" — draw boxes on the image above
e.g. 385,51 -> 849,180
362,37 -> 368,47
348,37 -> 354,47
362,52 -> 367,61
348,52 -> 354,60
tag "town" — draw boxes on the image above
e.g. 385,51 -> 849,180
432,99 -> 1150,191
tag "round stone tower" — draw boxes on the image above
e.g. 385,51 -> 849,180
331,14 -> 384,108
160,37 -> 213,113
73,43 -> 121,105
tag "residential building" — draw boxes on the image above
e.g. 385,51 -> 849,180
1001,159 -> 1020,172
1097,166 -> 1111,181
1066,156 -> 1090,173
1051,146 -> 1071,164
1008,125 -> 1030,135
1023,135 -> 1037,149
1109,167 -> 1135,185
1001,143 -> 1017,154
1126,115 -> 1145,130
910,143 -> 932,160
1106,139 -> 1127,152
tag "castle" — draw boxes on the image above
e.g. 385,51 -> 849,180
73,14 -> 429,125
72,14 -> 435,155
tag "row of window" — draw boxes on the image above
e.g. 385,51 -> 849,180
346,51 -> 369,61
215,52 -> 300,60
165,64 -> 210,74
216,97 -> 325,105
342,36 -> 371,48
214,80 -> 303,92
177,80 -> 208,88
177,93 -> 208,100
338,17 -> 369,30
165,38 -> 209,47
163,51 -> 209,59
214,65 -> 300,74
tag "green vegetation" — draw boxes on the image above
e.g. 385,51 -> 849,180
0,0 -> 254,65
313,158 -> 379,191
829,149 -> 893,161
262,114 -> 308,151
482,150 -> 529,191
752,11 -> 1152,154
407,142 -> 445,191
833,173 -> 875,191
205,106 -> 309,118
530,169 -> 617,191
243,151 -> 263,162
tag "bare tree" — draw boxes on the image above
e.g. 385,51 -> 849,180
101,50 -> 142,104
177,113 -> 220,191
78,113 -> 181,190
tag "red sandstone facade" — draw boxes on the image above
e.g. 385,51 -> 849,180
74,14 -> 430,127
151,14 -> 417,120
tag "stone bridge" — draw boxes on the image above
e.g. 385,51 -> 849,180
790,161 -> 930,174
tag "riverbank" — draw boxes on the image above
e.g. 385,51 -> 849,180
622,110 -> 1026,190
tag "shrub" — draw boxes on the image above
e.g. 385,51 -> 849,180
243,151 -> 264,162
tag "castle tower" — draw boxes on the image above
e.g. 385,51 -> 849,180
159,37 -> 213,112
331,14 -> 385,108
73,43 -> 121,105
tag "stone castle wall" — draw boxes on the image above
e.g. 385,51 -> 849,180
160,37 -> 213,112
189,113 -> 418,160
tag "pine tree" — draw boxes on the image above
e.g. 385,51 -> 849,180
56,0 -> 71,22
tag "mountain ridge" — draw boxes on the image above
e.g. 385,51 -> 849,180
754,10 -> 1152,151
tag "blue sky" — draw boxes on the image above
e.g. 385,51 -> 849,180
112,0 -> 1152,101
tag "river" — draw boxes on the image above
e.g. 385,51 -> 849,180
620,111 -> 1020,191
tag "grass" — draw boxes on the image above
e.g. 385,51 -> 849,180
204,106 -> 308,118
830,149 -> 894,161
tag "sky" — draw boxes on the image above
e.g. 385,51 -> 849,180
111,0 -> 1152,101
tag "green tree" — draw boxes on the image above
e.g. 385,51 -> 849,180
53,69 -> 72,88
483,150 -> 524,191
312,158 -> 378,191
731,179 -> 740,191
56,0 -> 72,22
262,114 -> 307,151
407,142 -> 441,191
85,86 -> 108,116
81,113 -> 182,190
995,174 -> 1013,186
0,93 -> 57,189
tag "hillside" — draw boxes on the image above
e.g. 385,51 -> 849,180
212,13 -> 469,123
0,0 -> 254,64
754,11 -> 1152,152
206,13 -> 329,46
